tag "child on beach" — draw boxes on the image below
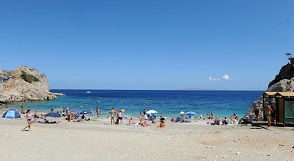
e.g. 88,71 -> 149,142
22,109 -> 33,131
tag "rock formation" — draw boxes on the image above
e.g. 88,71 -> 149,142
245,58 -> 294,118
0,66 -> 57,103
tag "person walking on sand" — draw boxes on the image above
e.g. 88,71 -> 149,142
264,102 -> 273,127
254,105 -> 261,122
109,108 -> 116,124
22,109 -> 33,131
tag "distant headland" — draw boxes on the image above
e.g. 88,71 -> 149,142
0,66 -> 59,105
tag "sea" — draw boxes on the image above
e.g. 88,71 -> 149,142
6,90 -> 263,119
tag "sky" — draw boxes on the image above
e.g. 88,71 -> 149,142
0,0 -> 294,90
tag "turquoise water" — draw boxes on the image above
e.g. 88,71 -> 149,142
6,90 -> 263,119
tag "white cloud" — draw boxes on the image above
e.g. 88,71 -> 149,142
208,76 -> 221,81
208,74 -> 230,81
222,74 -> 230,81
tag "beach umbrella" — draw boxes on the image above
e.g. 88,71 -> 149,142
180,111 -> 185,115
44,112 -> 61,118
79,110 -> 92,115
146,110 -> 158,114
2,108 -> 21,118
69,108 -> 79,113
185,111 -> 196,116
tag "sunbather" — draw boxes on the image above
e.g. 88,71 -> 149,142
157,120 -> 165,128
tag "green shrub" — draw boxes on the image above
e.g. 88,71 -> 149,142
21,71 -> 39,83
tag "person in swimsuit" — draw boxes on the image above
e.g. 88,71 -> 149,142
254,105 -> 261,122
109,108 -> 116,124
157,119 -> 165,128
21,105 -> 25,114
23,109 -> 33,131
117,110 -> 124,124
264,103 -> 273,127
96,107 -> 100,118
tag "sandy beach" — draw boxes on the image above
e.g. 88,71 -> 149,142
0,113 -> 293,161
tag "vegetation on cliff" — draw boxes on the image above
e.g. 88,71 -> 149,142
20,70 -> 39,83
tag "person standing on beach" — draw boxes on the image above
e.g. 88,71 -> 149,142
66,106 -> 69,115
50,106 -> 54,112
90,108 -> 93,115
264,103 -> 273,127
109,108 -> 116,124
22,110 -> 33,131
21,105 -> 25,114
254,105 -> 261,122
96,107 -> 100,118
117,110 -> 124,124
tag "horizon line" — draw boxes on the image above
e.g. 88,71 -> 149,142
50,88 -> 265,91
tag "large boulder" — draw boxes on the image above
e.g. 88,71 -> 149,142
0,66 -> 57,103
245,59 -> 294,118
268,60 -> 294,88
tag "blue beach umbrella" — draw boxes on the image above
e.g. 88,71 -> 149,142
80,110 -> 92,115
44,112 -> 61,118
69,109 -> 79,113
185,111 -> 196,116
2,108 -> 21,118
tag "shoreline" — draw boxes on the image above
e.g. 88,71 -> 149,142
1,90 -> 261,120
1,104 -> 246,122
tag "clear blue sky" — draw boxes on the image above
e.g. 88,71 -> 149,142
1,0 -> 293,90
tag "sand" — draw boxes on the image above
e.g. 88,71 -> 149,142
0,114 -> 293,161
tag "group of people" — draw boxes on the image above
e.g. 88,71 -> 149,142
254,102 -> 274,127
124,109 -> 165,128
21,105 -> 96,131
20,105 -> 167,131
209,114 -> 238,125
109,108 -> 125,124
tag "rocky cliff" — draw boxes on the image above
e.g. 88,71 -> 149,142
0,66 -> 57,103
246,59 -> 294,118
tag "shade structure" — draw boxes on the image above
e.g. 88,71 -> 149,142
80,110 -> 92,115
185,111 -> 196,116
2,108 -> 21,118
69,108 -> 79,113
44,112 -> 61,118
146,110 -> 158,114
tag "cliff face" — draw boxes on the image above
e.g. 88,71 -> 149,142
246,60 -> 294,117
0,66 -> 57,103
